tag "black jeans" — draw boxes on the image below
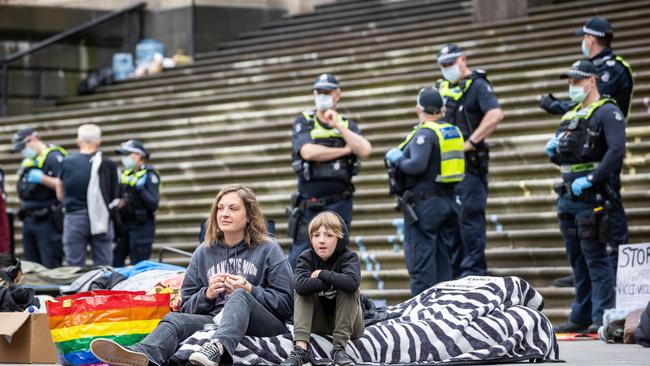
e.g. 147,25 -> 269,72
131,288 -> 289,365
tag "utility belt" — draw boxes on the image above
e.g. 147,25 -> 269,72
286,190 -> 353,240
554,180 -> 613,203
18,204 -> 64,232
394,185 -> 455,226
292,158 -> 358,184
465,144 -> 490,176
121,208 -> 154,224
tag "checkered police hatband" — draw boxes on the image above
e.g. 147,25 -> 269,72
314,81 -> 339,89
437,52 -> 463,64
568,69 -> 597,78
582,26 -> 606,38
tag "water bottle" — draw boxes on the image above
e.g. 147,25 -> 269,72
24,305 -> 38,313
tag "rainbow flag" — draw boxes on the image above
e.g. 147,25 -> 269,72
46,290 -> 170,366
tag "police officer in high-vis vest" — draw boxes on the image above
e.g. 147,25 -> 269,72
435,44 -> 504,278
547,60 -> 624,334
113,140 -> 160,267
288,73 -> 372,269
539,17 -> 633,287
11,128 -> 67,268
385,87 -> 464,295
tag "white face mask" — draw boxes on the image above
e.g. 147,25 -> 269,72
569,84 -> 588,103
581,39 -> 591,58
314,93 -> 334,111
441,64 -> 462,83
121,156 -> 137,170
21,147 -> 37,159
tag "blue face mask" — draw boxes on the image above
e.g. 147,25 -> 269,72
314,93 -> 334,111
581,39 -> 591,58
20,147 -> 37,159
569,84 -> 588,103
441,64 -> 462,83
121,156 -> 136,170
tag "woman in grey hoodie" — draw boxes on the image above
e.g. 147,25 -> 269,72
90,184 -> 293,366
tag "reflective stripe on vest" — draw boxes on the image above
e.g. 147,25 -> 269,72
121,168 -> 148,186
303,112 -> 349,140
398,121 -> 465,183
20,145 -> 68,169
560,97 -> 614,122
439,79 -> 473,101
560,162 -> 599,174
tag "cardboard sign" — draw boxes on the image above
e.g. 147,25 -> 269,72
616,243 -> 650,311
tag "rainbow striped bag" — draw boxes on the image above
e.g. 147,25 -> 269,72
46,290 -> 170,366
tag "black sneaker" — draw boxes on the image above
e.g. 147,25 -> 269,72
586,321 -> 603,334
90,339 -> 149,366
280,345 -> 311,366
331,347 -> 355,366
189,340 -> 222,366
553,275 -> 574,288
554,321 -> 589,334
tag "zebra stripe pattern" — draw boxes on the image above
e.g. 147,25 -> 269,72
172,276 -> 559,365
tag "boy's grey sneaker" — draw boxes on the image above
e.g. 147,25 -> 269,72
90,338 -> 149,366
331,347 -> 355,366
189,339 -> 222,366
280,345 -> 311,366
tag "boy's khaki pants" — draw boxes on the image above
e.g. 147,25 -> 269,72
293,290 -> 365,349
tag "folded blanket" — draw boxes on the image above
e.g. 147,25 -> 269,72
172,276 -> 558,365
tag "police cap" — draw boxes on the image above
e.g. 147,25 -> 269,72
576,17 -> 613,39
437,44 -> 464,65
560,60 -> 599,80
417,87 -> 443,115
313,73 -> 340,91
115,139 -> 149,159
10,128 -> 37,153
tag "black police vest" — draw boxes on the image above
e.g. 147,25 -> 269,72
293,112 -> 358,185
17,146 -> 66,204
555,98 -> 613,167
120,165 -> 159,221
438,70 -> 490,139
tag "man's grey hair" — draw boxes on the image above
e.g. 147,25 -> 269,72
77,124 -> 102,144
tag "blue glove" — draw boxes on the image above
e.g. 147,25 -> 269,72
385,148 -> 404,166
135,176 -> 147,188
26,169 -> 44,184
545,136 -> 559,157
571,176 -> 593,196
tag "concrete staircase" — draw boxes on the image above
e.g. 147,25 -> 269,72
1,0 -> 650,323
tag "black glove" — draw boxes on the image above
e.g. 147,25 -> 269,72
538,93 -> 558,113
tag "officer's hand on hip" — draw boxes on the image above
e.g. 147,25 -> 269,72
545,136 -> 559,157
538,94 -> 558,113
571,176 -> 592,196
385,148 -> 404,166
26,169 -> 44,184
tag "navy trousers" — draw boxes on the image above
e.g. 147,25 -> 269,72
452,172 -> 488,277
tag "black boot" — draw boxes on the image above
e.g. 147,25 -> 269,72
331,347 -> 355,366
553,275 -> 574,287
281,345 -> 310,366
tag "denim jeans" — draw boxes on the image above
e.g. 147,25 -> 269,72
557,195 -> 615,325
62,210 -> 114,266
131,288 -> 289,365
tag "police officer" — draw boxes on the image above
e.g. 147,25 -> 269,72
385,87 -> 464,295
288,73 -> 372,269
436,44 -> 504,277
547,60 -> 624,333
113,140 -> 160,267
539,17 -> 633,286
10,128 -> 66,268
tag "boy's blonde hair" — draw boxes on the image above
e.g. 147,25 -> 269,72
308,211 -> 344,240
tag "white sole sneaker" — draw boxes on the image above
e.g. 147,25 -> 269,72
90,339 -> 149,366
189,351 -> 219,366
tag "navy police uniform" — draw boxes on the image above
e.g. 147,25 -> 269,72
288,74 -> 361,269
388,88 -> 464,295
436,44 -> 500,277
540,18 -> 633,270
11,128 -> 66,268
551,61 -> 623,328
113,140 -> 160,267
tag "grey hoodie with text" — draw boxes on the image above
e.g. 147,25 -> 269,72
180,239 -> 293,321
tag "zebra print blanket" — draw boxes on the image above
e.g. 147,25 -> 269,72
172,276 -> 559,365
